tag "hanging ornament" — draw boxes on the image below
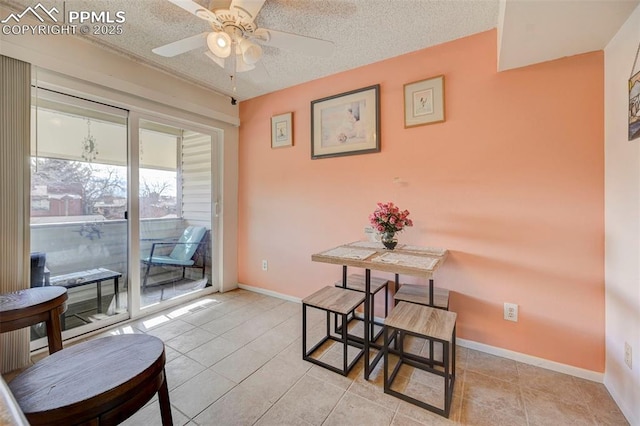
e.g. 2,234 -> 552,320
81,118 -> 99,162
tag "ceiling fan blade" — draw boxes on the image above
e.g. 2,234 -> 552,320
248,59 -> 270,81
229,0 -> 266,22
208,0 -> 231,10
204,50 -> 226,69
152,32 -> 208,57
256,29 -> 334,57
167,0 -> 218,22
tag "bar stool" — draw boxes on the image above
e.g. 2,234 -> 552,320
393,283 -> 450,357
383,301 -> 457,418
302,286 -> 366,376
334,274 -> 390,339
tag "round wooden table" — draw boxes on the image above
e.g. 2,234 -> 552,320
0,286 -> 67,354
8,334 -> 173,426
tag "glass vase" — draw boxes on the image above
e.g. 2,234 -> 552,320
381,231 -> 398,250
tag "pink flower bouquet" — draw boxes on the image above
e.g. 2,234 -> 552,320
369,202 -> 413,234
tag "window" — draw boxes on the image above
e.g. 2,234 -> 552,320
31,99 -> 127,224
139,125 -> 179,219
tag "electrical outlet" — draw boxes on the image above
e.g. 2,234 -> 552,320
261,260 -> 268,271
504,303 -> 518,322
625,342 -> 632,370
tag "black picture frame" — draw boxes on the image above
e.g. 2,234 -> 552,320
311,84 -> 380,159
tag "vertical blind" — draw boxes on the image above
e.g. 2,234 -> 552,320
0,55 -> 32,373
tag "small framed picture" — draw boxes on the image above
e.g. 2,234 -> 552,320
404,75 -> 445,128
311,84 -> 380,159
630,70 -> 640,141
271,112 -> 293,148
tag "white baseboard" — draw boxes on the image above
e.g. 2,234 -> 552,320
236,284 -> 605,383
237,283 -> 301,303
604,375 -> 638,426
457,338 -> 604,383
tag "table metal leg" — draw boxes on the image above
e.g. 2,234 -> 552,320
429,278 -> 435,362
429,278 -> 434,306
97,281 -> 102,313
393,274 -> 400,349
393,274 -> 400,312
334,266 -> 348,334
364,269 -> 371,379
114,277 -> 119,311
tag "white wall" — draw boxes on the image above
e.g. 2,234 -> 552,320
0,4 -> 240,294
604,4 -> 640,425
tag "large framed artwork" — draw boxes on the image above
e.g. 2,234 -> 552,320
311,84 -> 380,159
403,75 -> 445,128
271,112 -> 293,148
630,70 -> 640,141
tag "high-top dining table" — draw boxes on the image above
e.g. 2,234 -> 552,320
311,241 -> 448,379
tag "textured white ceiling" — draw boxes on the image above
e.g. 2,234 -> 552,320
2,0 -> 637,102
1,0 -> 499,100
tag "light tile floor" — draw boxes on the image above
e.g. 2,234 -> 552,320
48,289 -> 633,425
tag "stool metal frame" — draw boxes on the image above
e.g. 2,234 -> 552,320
383,302 -> 457,418
334,268 -> 390,341
392,279 -> 450,361
302,286 -> 366,376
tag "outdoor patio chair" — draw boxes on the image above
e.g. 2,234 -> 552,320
29,252 -> 52,338
30,252 -> 49,287
141,226 -> 208,289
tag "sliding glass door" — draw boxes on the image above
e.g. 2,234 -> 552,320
30,89 -> 129,346
137,119 -> 217,311
29,89 -> 221,348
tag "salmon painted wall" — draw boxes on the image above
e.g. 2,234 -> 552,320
238,30 -> 604,371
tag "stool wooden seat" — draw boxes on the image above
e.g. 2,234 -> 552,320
394,284 -> 450,310
302,286 -> 366,376
0,286 -> 67,354
383,301 -> 457,418
8,334 -> 172,426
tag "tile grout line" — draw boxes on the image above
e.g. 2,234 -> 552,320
164,297 -> 300,424
211,301 -> 309,421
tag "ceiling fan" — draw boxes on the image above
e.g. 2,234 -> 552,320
153,0 -> 335,74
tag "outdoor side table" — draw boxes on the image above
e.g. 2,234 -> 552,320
0,286 -> 67,354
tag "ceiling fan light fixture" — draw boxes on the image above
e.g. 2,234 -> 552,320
239,38 -> 263,65
235,55 -> 256,72
207,31 -> 232,58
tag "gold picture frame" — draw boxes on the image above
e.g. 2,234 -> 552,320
404,75 -> 445,128
630,70 -> 640,141
271,112 -> 293,148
